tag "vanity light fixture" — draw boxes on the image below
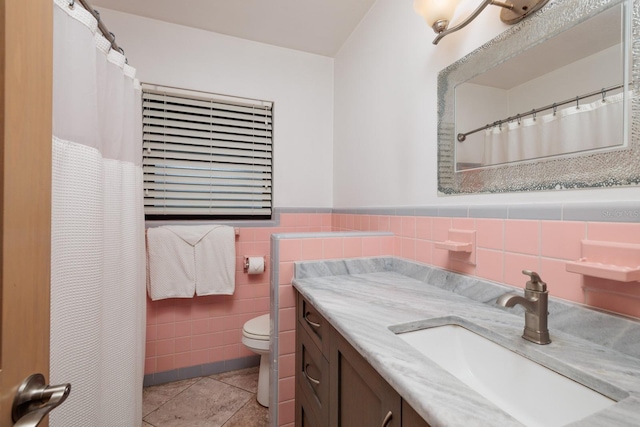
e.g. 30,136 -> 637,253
414,0 -> 550,44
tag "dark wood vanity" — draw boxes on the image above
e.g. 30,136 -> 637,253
295,293 -> 430,427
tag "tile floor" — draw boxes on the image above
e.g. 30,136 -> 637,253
142,366 -> 269,427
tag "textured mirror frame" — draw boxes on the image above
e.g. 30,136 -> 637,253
437,0 -> 640,195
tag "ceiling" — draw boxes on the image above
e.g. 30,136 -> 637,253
92,0 -> 377,57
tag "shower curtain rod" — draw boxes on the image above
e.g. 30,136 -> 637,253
457,82 -> 625,142
69,0 -> 122,54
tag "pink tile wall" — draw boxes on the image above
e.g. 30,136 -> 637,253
144,213 -> 331,376
276,234 -> 395,426
334,214 -> 640,320
145,210 -> 639,426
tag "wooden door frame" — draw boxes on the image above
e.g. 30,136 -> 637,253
0,0 -> 53,425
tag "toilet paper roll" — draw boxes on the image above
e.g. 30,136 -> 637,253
246,256 -> 265,275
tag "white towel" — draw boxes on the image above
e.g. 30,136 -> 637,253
146,227 -> 196,300
146,225 -> 236,300
182,225 -> 236,296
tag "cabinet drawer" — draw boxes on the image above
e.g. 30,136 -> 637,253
296,324 -> 330,425
297,294 -> 330,356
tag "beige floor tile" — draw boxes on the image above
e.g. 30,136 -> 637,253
222,398 -> 269,427
143,378 -> 199,417
143,377 -> 252,427
209,366 -> 259,393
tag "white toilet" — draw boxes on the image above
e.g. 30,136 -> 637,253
242,314 -> 270,407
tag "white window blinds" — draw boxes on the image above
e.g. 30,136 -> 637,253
142,84 -> 273,219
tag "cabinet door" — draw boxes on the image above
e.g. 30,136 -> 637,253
329,331 -> 401,427
296,378 -> 325,427
402,400 -> 431,427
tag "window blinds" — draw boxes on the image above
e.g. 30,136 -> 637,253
142,84 -> 273,218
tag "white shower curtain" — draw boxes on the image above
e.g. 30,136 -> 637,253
483,92 -> 627,165
50,1 -> 146,426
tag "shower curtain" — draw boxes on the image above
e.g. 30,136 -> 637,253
50,1 -> 146,426
483,92 -> 627,165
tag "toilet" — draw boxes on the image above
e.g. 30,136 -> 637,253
242,314 -> 270,407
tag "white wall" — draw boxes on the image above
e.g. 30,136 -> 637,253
333,0 -> 639,207
455,83 -> 508,165
508,45 -> 622,113
98,8 -> 335,209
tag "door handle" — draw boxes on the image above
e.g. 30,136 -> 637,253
12,373 -> 71,427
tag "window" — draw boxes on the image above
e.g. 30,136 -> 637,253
142,84 -> 273,220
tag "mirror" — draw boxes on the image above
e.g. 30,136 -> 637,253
438,0 -> 639,194
455,5 -> 626,170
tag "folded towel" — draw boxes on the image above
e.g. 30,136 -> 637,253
146,226 -> 197,300
167,225 -> 236,296
146,225 -> 236,300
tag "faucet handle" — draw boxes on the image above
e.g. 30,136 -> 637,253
522,270 -> 547,292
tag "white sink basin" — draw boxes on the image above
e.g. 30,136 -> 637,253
396,324 -> 616,427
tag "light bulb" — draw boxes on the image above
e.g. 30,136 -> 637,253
414,0 -> 460,27
413,0 -> 429,16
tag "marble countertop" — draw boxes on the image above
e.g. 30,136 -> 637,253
291,258 -> 640,427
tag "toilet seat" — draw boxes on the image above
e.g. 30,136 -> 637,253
241,313 -> 271,407
242,313 -> 269,341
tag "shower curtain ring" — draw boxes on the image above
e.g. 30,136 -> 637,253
117,47 -> 128,64
516,114 -> 521,125
576,96 -> 580,109
552,103 -> 557,116
531,109 -> 536,121
68,0 -> 75,9
601,88 -> 607,103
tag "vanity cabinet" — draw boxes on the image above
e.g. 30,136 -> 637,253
329,329 -> 401,427
295,294 -> 430,427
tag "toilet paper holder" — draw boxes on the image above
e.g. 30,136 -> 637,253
244,256 -> 266,273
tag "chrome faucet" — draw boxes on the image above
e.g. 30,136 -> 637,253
497,270 -> 551,345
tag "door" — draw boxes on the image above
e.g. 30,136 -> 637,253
0,0 -> 54,426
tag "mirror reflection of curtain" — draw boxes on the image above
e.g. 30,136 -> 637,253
483,92 -> 626,165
